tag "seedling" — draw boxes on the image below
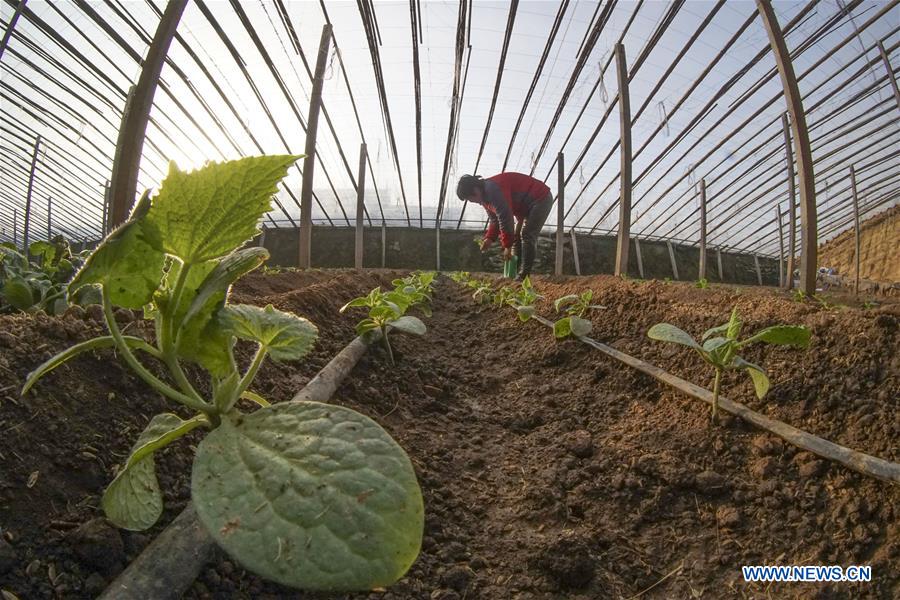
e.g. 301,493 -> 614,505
22,157 -> 423,591
1,237 -> 94,314
492,285 -> 514,308
341,277 -> 429,365
648,307 -> 811,422
471,281 -> 494,305
508,276 -> 543,322
695,278 -> 709,289
552,290 -> 605,339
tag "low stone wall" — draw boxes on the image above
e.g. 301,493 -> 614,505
258,226 -> 780,286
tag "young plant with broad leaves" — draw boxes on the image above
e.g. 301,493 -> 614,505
647,307 -> 811,422
340,280 -> 428,366
508,276 -> 543,322
1,237 -> 94,314
695,278 -> 709,289
552,289 -> 605,339
21,157 -> 423,592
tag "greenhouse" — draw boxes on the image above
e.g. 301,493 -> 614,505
0,0 -> 898,598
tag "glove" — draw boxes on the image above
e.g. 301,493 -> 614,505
502,247 -> 513,261
480,239 -> 492,252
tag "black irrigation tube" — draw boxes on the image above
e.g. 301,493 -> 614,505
357,0 -> 411,226
517,313 -> 900,483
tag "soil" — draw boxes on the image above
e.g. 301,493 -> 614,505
1,270 -> 897,599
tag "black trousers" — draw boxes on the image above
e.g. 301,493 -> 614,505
512,193 -> 555,276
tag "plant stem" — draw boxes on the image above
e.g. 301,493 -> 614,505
160,261 -> 203,401
381,326 -> 395,366
101,287 -> 212,414
711,368 -> 722,423
238,345 -> 267,398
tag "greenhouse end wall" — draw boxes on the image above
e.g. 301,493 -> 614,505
259,226 -> 780,285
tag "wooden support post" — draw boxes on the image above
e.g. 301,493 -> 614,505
849,165 -> 861,296
776,207 -> 785,288
570,229 -> 581,276
698,178 -> 707,280
717,248 -> 724,281
435,224 -> 441,272
754,254 -> 763,286
381,221 -> 386,268
614,43 -> 632,277
555,152 -> 564,275
101,180 -> 110,235
12,208 -> 17,246
46,196 -> 51,239
0,0 -> 27,60
634,237 -> 644,279
299,24 -> 333,269
757,0 -> 817,295
108,0 -> 187,228
781,113 -> 797,290
877,41 -> 900,112
667,241 -> 679,280
354,143 -> 367,269
22,135 -> 41,259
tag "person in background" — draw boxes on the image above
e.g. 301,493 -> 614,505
456,172 -> 555,281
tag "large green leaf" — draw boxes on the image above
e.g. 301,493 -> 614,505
742,325 -> 811,348
701,323 -> 730,342
143,156 -> 301,264
22,335 -> 158,395
103,413 -> 206,530
220,304 -> 318,361
2,277 -> 33,310
553,295 -> 580,313
569,316 -> 593,337
389,315 -> 426,336
733,356 -> 770,399
68,193 -> 165,309
647,323 -> 701,350
726,307 -> 742,340
516,305 -> 535,322
192,401 -> 424,591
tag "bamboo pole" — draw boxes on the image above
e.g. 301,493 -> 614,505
782,113 -> 797,290
0,0 -> 27,60
757,0 -> 817,295
555,152 -> 564,275
699,179 -> 707,280
570,229 -> 581,276
776,207 -> 785,288
108,0 -> 187,228
299,24 -> 333,269
877,40 -> 900,112
849,165 -> 861,295
381,221 -> 386,268
634,237 -> 644,278
22,135 -> 42,259
667,241 -> 679,280
614,43 -> 632,277
46,196 -> 51,239
754,254 -> 763,286
717,248 -> 724,281
355,143 -> 367,269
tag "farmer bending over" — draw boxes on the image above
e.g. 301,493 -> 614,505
456,172 -> 555,281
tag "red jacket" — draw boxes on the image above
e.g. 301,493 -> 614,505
479,173 -> 552,248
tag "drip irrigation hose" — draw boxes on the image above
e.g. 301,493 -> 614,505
99,332 -> 383,599
522,314 -> 899,484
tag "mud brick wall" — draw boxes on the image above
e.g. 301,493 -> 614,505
258,226 -> 780,286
